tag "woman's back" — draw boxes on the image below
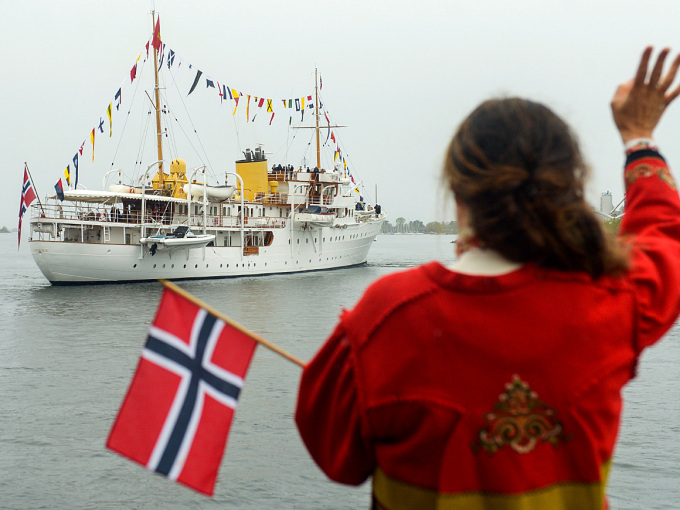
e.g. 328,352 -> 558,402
295,47 -> 680,509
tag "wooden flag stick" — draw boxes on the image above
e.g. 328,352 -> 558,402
160,279 -> 306,368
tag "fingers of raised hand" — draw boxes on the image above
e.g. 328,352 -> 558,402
659,53 -> 680,97
648,48 -> 670,88
634,46 -> 653,86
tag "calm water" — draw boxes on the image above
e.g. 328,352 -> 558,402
0,233 -> 677,509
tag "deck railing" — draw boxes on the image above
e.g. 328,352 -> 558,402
30,202 -> 289,230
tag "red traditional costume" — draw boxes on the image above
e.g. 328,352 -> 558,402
295,146 -> 680,509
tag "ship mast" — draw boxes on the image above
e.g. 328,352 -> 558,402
293,69 -> 344,169
315,68 -> 321,169
152,11 -> 164,187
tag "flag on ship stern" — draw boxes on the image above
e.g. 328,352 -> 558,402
107,286 -> 257,496
18,165 -> 37,248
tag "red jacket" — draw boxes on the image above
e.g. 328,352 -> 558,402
296,149 -> 680,509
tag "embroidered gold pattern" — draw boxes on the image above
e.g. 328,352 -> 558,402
477,375 -> 565,454
625,163 -> 676,190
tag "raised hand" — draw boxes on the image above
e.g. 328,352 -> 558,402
611,47 -> 680,143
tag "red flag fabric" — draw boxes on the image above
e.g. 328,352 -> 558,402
130,63 -> 137,83
152,18 -> 162,51
18,165 -> 37,248
107,287 -> 257,496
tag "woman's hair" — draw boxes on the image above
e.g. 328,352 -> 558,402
444,97 -> 629,278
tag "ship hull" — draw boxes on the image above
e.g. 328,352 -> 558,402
30,222 -> 382,284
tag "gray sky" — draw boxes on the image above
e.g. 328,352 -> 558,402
4,0 -> 680,235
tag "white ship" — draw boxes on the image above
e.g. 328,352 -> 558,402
27,14 -> 383,285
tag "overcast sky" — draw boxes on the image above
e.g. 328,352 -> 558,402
4,0 -> 680,236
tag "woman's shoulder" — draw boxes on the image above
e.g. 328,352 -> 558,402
359,262 -> 443,302
341,263 -> 444,341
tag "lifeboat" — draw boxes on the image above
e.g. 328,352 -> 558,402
183,183 -> 235,201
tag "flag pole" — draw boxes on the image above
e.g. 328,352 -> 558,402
24,162 -> 46,216
159,279 -> 306,368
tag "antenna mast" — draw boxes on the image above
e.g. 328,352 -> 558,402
315,68 -> 321,169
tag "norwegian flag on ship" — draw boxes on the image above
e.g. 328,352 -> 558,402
18,165 -> 37,249
107,287 -> 257,496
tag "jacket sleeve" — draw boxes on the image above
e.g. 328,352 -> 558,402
619,147 -> 680,351
295,320 -> 376,485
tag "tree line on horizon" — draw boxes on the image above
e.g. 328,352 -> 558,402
381,216 -> 621,235
381,218 -> 459,235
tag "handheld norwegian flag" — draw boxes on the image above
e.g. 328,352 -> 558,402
107,285 -> 257,496
18,165 -> 37,249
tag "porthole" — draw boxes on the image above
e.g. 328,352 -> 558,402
183,264 -> 186,268
133,264 -> 137,268
153,264 -> 157,268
